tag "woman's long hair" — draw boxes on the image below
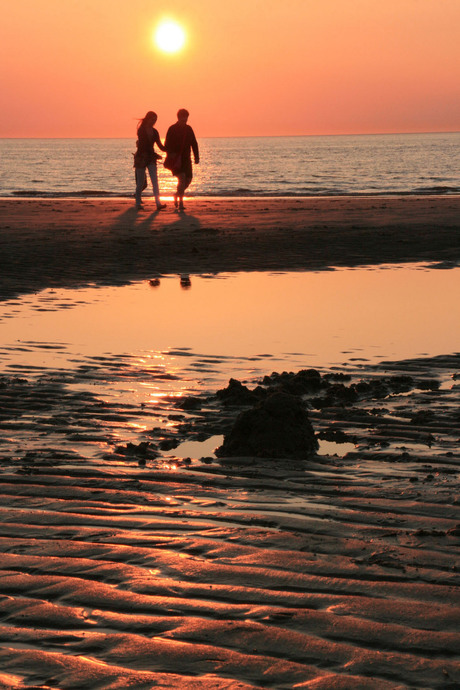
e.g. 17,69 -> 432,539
137,111 -> 157,134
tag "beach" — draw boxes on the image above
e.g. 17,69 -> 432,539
1,196 -> 459,689
1,196 -> 459,299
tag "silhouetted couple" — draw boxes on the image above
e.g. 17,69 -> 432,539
134,108 -> 199,211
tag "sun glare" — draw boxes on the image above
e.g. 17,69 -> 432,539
154,20 -> 186,54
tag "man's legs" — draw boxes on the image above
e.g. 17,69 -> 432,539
176,174 -> 192,210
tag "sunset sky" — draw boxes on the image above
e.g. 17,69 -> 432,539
1,0 -> 459,138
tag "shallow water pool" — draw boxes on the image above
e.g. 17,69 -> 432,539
1,264 -> 458,464
1,264 -> 458,377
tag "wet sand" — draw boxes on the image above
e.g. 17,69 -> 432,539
0,352 -> 459,688
1,196 -> 459,299
0,196 -> 459,688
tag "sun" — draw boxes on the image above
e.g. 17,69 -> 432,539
154,20 -> 186,54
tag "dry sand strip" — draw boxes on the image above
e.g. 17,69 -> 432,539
1,196 -> 460,300
0,357 -> 459,687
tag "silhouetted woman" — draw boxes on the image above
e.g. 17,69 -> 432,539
165,109 -> 199,211
134,111 -> 166,210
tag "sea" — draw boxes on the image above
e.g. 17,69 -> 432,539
0,132 -> 459,198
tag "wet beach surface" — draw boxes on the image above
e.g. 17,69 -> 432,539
0,349 -> 459,688
1,196 -> 459,300
0,198 -> 459,688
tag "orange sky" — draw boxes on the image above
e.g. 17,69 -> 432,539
0,0 -> 459,138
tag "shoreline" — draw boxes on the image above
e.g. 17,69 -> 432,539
1,195 -> 459,301
2,192 -> 460,198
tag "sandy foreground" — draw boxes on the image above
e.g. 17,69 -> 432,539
0,197 -> 459,689
1,196 -> 459,299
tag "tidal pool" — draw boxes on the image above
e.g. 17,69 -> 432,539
0,264 -> 458,464
2,264 -> 459,369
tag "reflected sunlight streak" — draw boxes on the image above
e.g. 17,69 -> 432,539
161,462 -> 178,472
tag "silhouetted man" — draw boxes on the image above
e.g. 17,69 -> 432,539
165,109 -> 199,210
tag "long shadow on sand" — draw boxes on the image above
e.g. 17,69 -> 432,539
112,206 -> 202,234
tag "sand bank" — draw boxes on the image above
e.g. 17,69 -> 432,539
1,196 -> 459,299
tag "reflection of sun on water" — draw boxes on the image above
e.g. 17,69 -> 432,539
154,20 -> 186,54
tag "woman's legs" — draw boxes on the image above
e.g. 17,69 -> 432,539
135,168 -> 146,207
146,163 -> 165,209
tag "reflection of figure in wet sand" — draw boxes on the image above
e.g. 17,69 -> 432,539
165,109 -> 199,211
134,111 -> 167,211
180,273 -> 191,288
149,274 -> 191,288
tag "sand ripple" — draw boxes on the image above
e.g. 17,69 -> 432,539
0,355 -> 459,687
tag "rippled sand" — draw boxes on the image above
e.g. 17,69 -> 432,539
1,350 -> 459,688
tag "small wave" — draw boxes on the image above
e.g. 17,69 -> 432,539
411,185 -> 460,195
71,190 -> 122,197
11,190 -> 129,198
4,186 -> 459,200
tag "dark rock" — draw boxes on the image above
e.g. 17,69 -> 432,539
410,409 -> 435,425
324,372 -> 352,382
310,374 -> 417,408
311,382 -> 359,409
353,380 -> 388,398
370,407 -> 388,415
115,441 -> 158,458
280,369 -> 323,395
216,378 -> 259,406
317,429 -> 351,443
261,369 -> 322,395
329,383 -> 359,402
175,396 -> 202,410
215,392 -> 318,459
416,379 -> 440,390
252,385 -> 269,399
384,375 -> 414,393
159,439 -> 179,451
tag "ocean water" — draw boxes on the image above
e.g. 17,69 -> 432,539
0,132 -> 458,198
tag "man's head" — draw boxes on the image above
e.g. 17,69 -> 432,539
177,108 -> 189,123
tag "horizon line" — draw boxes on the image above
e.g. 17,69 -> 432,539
1,130 -> 459,140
